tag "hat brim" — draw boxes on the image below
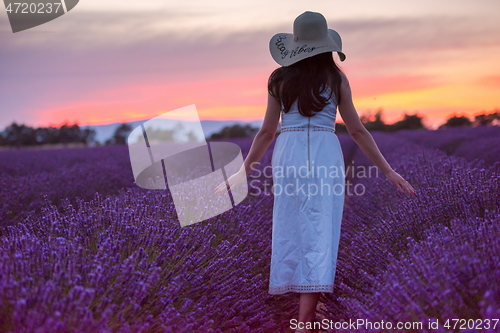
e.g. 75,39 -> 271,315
269,29 -> 345,67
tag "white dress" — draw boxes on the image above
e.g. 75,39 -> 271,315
269,87 -> 346,294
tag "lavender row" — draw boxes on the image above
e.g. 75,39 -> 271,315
393,125 -> 500,166
1,187 -> 285,332
321,133 -> 499,329
343,213 -> 500,332
0,146 -> 137,232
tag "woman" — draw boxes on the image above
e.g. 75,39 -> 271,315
215,11 -> 416,333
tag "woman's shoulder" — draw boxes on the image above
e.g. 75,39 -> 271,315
338,71 -> 350,88
338,70 -> 348,82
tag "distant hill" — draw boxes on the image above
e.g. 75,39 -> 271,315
82,119 -> 264,144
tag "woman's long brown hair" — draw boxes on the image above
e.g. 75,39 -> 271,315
268,52 -> 344,117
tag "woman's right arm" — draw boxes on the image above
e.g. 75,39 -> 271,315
337,71 -> 417,196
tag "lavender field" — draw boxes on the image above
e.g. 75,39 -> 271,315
0,126 -> 499,332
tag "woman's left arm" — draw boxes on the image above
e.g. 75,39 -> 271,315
214,92 -> 281,193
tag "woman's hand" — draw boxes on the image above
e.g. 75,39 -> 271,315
385,170 -> 417,196
213,168 -> 247,194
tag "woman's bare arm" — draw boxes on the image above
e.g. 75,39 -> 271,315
241,91 -> 281,175
337,71 -> 416,195
214,92 -> 280,194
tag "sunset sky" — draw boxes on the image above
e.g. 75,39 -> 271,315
1,0 -> 499,130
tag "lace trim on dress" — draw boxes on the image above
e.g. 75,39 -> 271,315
312,126 -> 336,133
269,284 -> 334,294
280,126 -> 336,134
281,126 -> 306,132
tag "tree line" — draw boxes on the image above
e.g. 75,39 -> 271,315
0,109 -> 498,147
209,109 -> 500,139
0,122 -> 96,147
0,122 -> 136,148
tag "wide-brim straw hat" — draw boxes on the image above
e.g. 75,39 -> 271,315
269,11 -> 346,67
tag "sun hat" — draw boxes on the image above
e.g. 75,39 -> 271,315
269,11 -> 346,67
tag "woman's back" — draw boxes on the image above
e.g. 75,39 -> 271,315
280,86 -> 338,130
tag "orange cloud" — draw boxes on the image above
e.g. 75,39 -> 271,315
477,75 -> 500,88
350,79 -> 499,129
349,75 -> 438,98
35,73 -> 270,126
33,69 -> 499,131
